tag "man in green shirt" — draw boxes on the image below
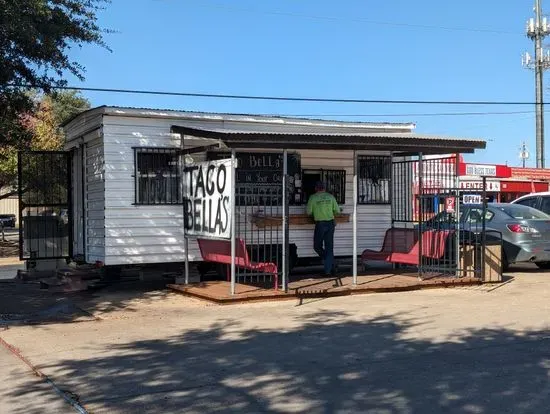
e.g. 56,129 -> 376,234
307,181 -> 341,276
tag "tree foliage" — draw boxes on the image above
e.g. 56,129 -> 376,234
0,0 -> 109,147
0,90 -> 91,198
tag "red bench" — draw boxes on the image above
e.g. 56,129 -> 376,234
362,229 -> 453,267
362,228 -> 418,262
197,238 -> 279,290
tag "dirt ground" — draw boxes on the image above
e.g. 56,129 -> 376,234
0,240 -> 18,258
2,265 -> 550,413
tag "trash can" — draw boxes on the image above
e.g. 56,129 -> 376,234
22,215 -> 68,258
459,232 -> 502,282
481,234 -> 503,282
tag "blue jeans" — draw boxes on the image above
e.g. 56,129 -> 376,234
314,220 -> 335,275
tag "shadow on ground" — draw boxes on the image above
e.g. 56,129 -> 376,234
7,310 -> 550,413
0,278 -> 178,326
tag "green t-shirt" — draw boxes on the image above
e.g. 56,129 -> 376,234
307,192 -> 340,222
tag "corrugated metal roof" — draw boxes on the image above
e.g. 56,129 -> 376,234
62,105 -> 416,131
174,125 -> 483,142
172,124 -> 486,154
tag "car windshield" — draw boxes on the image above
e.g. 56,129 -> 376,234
497,205 -> 550,220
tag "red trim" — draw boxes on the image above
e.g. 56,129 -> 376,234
500,181 -> 549,193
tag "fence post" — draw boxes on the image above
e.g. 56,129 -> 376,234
352,150 -> 358,285
455,154 -> 461,278
230,149 -> 237,295
481,176 -> 487,281
417,152 -> 423,280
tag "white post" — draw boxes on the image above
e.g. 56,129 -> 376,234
230,149 -> 237,295
183,142 -> 189,284
282,149 -> 288,291
184,236 -> 189,284
352,150 -> 358,285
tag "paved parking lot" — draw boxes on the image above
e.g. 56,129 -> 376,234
1,264 -> 550,413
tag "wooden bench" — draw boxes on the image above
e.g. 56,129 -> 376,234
362,229 -> 453,267
197,238 -> 279,290
362,228 -> 418,263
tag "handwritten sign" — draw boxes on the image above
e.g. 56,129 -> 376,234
207,151 -> 302,205
183,159 -> 233,239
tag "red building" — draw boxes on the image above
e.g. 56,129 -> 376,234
411,156 -> 550,220
457,157 -> 550,202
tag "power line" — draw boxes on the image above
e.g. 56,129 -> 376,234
11,84 -> 542,106
183,1 -> 521,35
281,110 -> 546,118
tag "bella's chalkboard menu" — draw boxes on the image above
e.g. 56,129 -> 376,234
206,151 -> 302,206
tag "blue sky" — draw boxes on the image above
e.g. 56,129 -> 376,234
68,0 -> 542,165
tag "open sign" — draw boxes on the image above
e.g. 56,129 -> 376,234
463,194 -> 482,204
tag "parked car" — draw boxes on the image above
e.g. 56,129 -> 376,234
511,191 -> 550,215
0,214 -> 16,228
420,203 -> 550,271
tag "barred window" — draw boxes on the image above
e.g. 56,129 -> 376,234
358,155 -> 391,204
134,148 -> 182,205
302,169 -> 346,205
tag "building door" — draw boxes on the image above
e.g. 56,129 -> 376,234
72,147 -> 85,259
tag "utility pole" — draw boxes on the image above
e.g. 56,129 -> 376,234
523,0 -> 550,168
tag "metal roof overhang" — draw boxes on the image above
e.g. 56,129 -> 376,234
171,125 -> 486,155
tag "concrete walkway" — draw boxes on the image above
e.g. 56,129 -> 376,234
1,265 -> 550,413
0,257 -> 23,280
0,337 -> 73,413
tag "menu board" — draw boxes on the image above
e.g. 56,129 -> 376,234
206,151 -> 302,205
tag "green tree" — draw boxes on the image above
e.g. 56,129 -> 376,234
0,91 -> 91,199
0,0 -> 110,148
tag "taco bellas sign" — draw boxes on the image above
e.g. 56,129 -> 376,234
183,159 -> 233,238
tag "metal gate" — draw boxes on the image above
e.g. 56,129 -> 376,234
234,183 -> 291,288
392,155 -> 501,280
18,151 -> 72,260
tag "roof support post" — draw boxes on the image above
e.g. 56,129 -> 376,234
282,149 -> 289,292
230,149 -> 237,295
352,150 -> 358,286
183,146 -> 189,285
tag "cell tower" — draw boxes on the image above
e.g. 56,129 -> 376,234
522,0 -> 550,168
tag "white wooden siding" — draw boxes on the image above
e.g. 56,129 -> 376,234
85,138 -> 105,263
102,118 -> 183,265
0,197 -> 18,217
100,115 -> 393,265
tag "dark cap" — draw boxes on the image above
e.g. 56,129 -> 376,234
315,181 -> 326,190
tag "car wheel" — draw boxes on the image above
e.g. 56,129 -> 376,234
535,261 -> 550,270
